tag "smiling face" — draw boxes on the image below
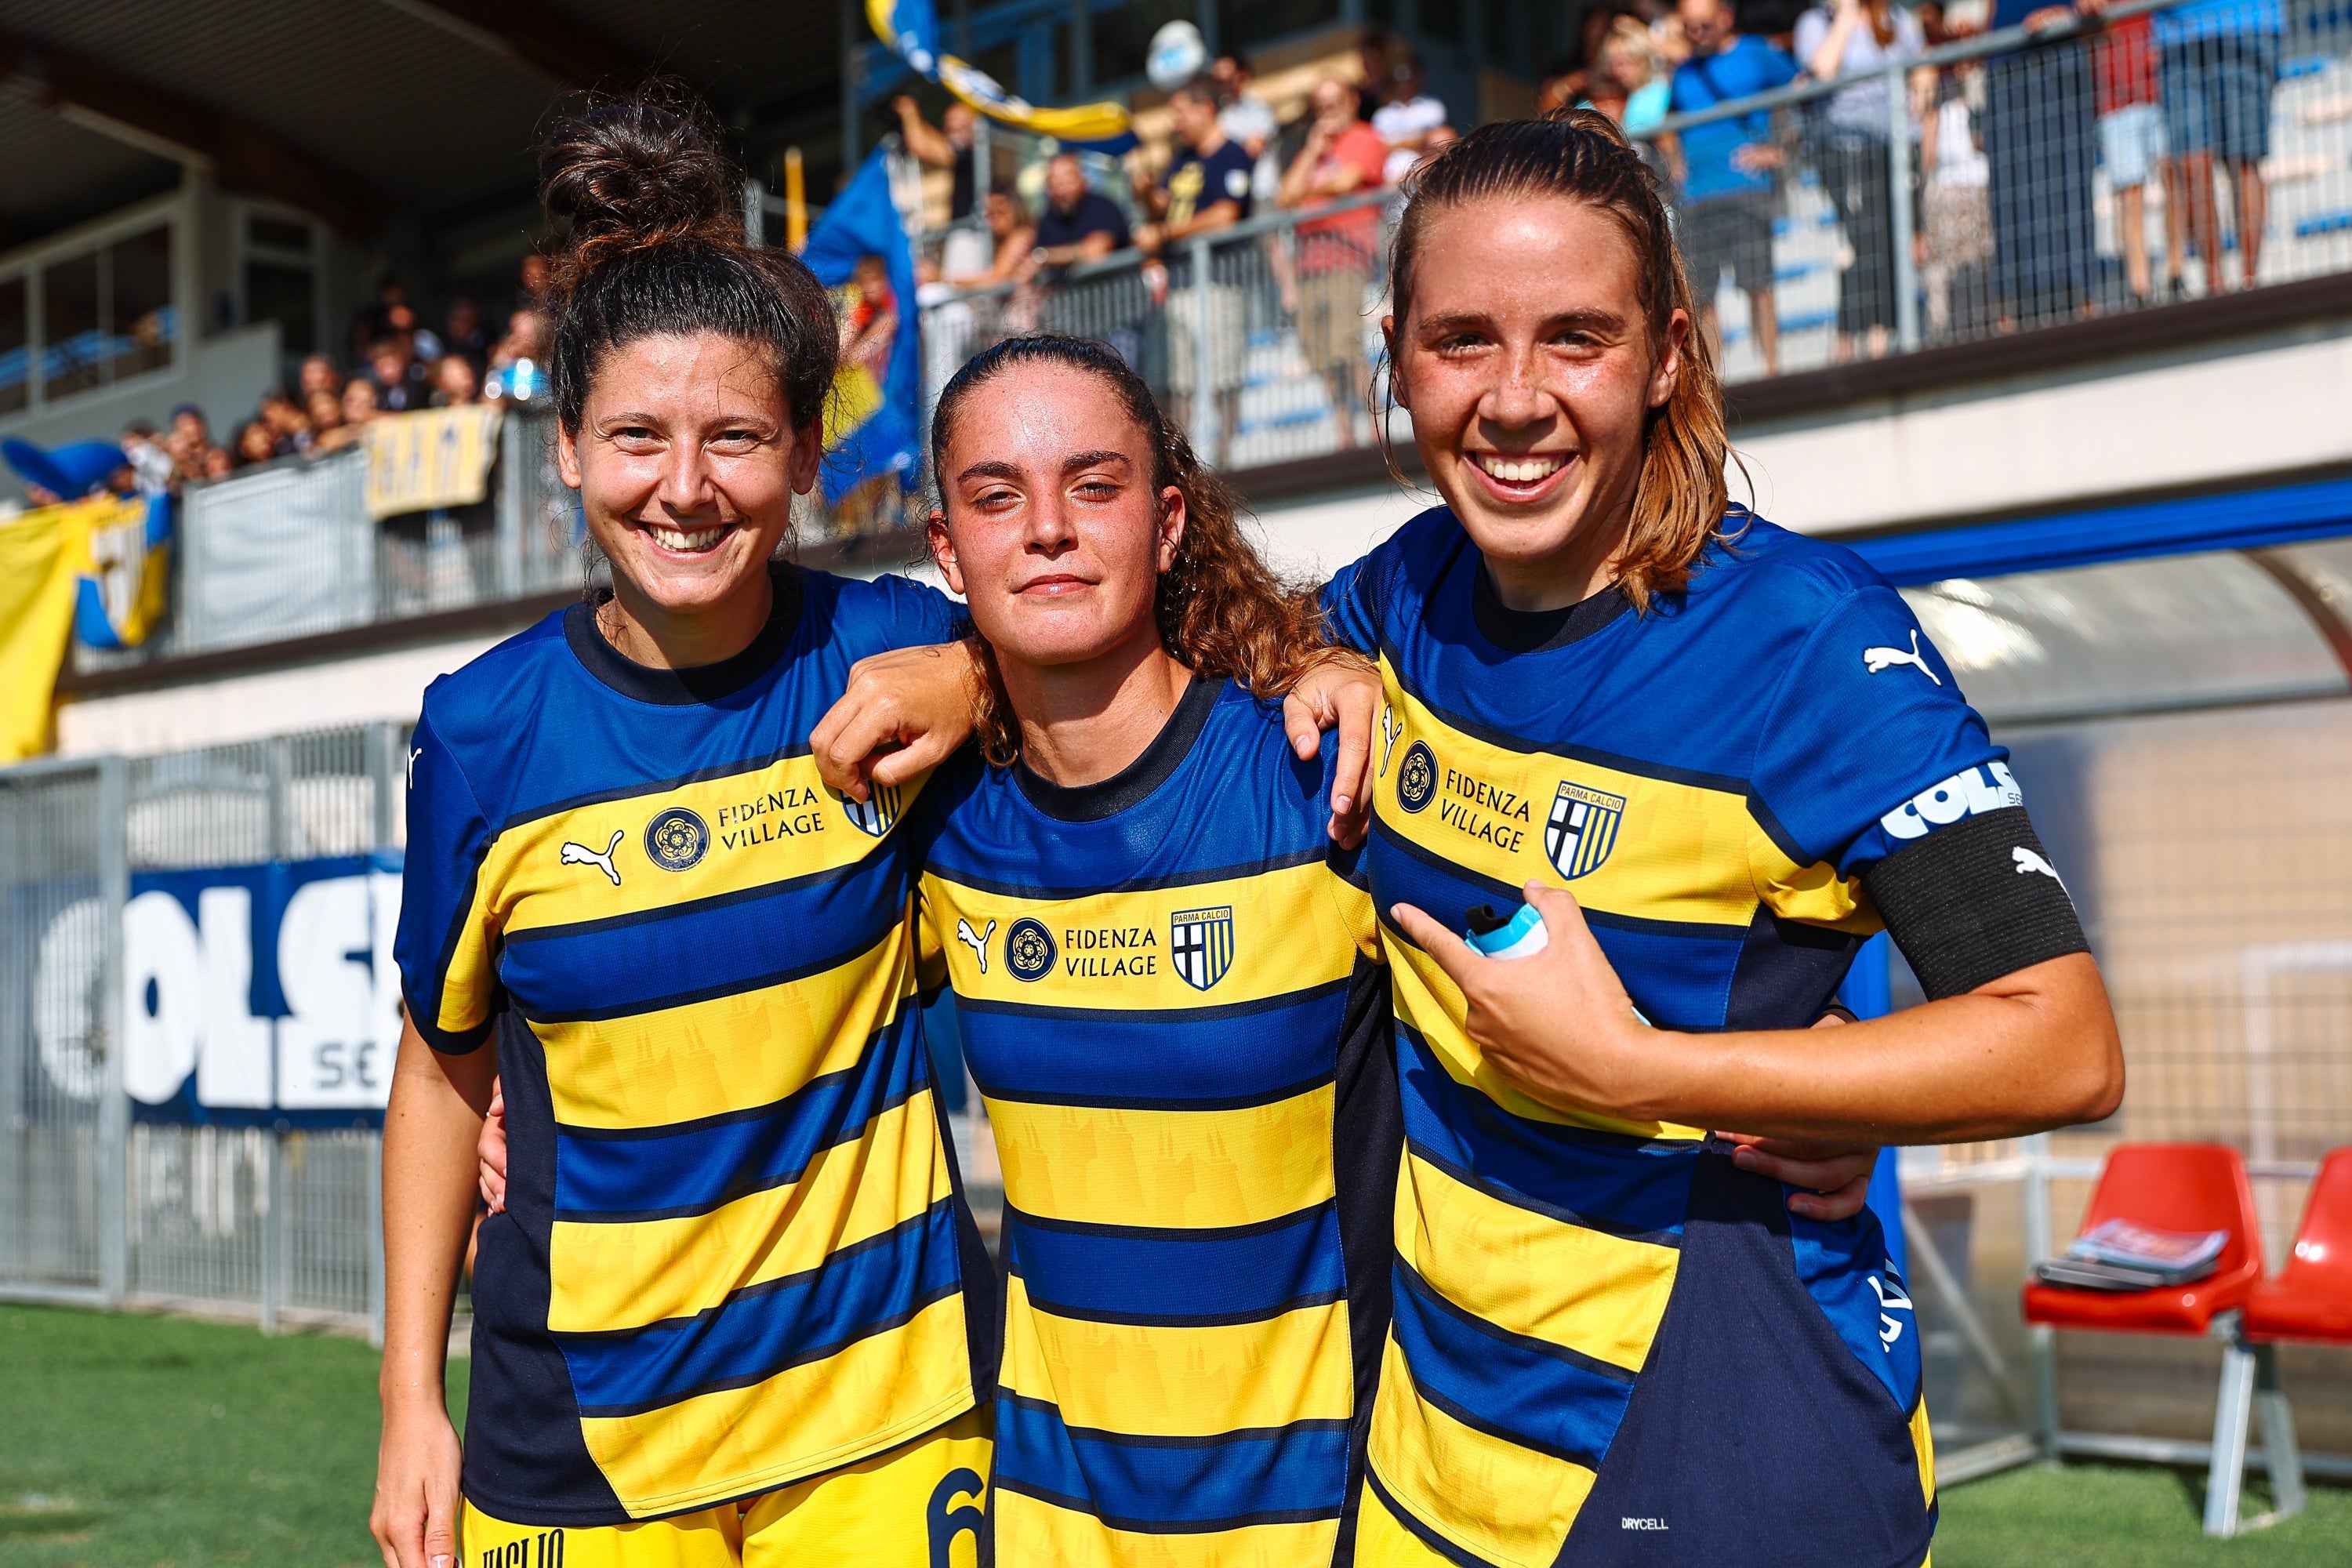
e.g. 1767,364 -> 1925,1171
929,361 -> 1181,673
1389,194 -> 1684,608
557,330 -> 819,623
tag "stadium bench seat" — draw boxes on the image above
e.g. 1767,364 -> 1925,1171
2021,1142 -> 2304,1537
2245,1148 -> 2352,1344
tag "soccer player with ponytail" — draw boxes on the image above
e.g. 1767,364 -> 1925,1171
1327,111 -> 2122,1567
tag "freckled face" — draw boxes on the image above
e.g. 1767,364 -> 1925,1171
929,362 -> 1181,672
1390,196 -> 1684,581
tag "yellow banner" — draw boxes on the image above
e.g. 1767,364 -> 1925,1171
0,495 -> 113,762
362,405 -> 503,520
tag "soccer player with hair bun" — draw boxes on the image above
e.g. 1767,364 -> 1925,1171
372,87 -> 1377,1568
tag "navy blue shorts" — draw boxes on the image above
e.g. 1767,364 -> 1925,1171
2161,34 -> 2278,164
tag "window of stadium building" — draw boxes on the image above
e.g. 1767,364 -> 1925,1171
3,219 -> 176,412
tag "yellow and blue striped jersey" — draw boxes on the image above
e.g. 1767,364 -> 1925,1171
911,676 -> 1399,1567
394,566 -> 996,1527
1325,510 -> 1994,1568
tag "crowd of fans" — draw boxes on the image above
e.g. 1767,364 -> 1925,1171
107,260 -> 553,501
891,0 -> 2287,397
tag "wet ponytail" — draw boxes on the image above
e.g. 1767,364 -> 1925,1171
1386,109 -> 1736,610
539,81 -> 837,437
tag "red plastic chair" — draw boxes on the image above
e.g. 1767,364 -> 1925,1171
2245,1149 -> 2352,1343
2021,1143 -> 2302,1537
2021,1142 -> 2265,1335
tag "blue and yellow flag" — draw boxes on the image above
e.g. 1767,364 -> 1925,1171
866,0 -> 1136,153
73,491 -> 171,652
802,148 -> 923,505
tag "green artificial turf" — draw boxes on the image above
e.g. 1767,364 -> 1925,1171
1936,1458 -> 2352,1567
2,1301 -> 2348,1566
0,1302 -> 463,1568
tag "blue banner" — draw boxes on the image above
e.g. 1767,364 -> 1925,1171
121,853 -> 404,1129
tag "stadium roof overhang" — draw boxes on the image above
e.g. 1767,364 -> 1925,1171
0,0 -> 847,251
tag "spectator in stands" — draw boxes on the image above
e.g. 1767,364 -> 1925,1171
1134,78 -> 1256,445
165,404 -> 216,485
299,353 -> 341,404
2092,6 -> 2183,304
1279,78 -> 1390,448
1984,0 -> 2098,327
944,188 -> 1039,288
259,387 -> 313,455
442,296 -> 490,376
433,354 -> 481,408
1796,0 -> 1928,361
339,375 -> 382,434
1372,57 -> 1450,185
307,387 -> 351,451
485,309 -> 547,403
894,96 -> 982,222
1026,153 -> 1131,270
1670,0 -> 1797,374
231,419 -> 278,470
1920,63 -> 1994,336
118,420 -> 176,495
2153,0 -> 2278,294
1544,0 -> 1646,112
1211,53 -> 1283,208
369,337 -> 434,412
1134,78 -> 1257,249
1584,17 -> 1674,135
518,249 -> 554,312
844,255 -> 899,382
201,445 -> 234,481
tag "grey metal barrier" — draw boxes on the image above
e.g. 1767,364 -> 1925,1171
71,411 -> 590,673
917,187 -> 1398,481
0,723 -> 406,1338
1642,0 -> 2352,380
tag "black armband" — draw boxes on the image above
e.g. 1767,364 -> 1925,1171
1861,806 -> 2089,1000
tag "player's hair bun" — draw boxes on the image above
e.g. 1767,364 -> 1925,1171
539,85 -> 742,283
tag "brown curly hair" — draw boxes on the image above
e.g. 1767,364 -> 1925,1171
929,336 -> 1340,766
1385,109 -> 1738,610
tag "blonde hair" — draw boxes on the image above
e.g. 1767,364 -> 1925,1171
1385,109 -> 1735,610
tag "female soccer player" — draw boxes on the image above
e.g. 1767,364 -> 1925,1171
907,336 -> 1399,1565
372,97 -> 1374,1568
372,94 -> 999,1568
1321,114 -> 2122,1568
820,116 -> 2122,1567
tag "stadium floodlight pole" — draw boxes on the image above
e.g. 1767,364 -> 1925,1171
743,176 -> 766,249
1886,61 -> 1921,354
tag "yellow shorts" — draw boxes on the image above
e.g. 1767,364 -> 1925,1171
462,1411 -> 990,1567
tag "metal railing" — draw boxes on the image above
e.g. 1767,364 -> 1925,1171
909,0 -> 2350,477
75,410 -> 591,673
0,719 -> 997,1339
919,186 -> 1399,474
1642,0 -> 2352,379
